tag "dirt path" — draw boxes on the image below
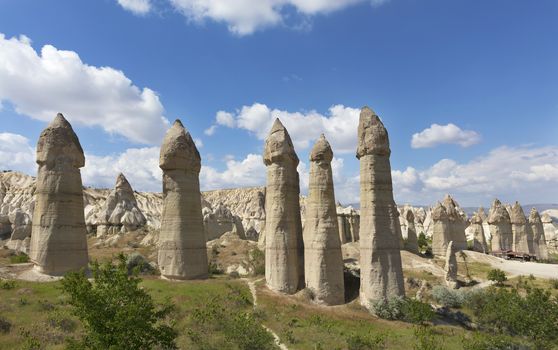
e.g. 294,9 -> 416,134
464,251 -> 558,279
244,278 -> 288,350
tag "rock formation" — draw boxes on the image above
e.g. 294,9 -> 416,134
337,204 -> 360,243
431,202 -> 450,257
86,173 -> 147,236
529,208 -> 548,260
469,209 -> 488,253
444,241 -> 458,289
403,209 -> 419,254
158,120 -> 208,280
442,195 -> 468,251
263,119 -> 304,294
357,107 -> 405,305
541,213 -> 558,252
303,135 -> 345,305
202,200 -> 245,240
5,209 -> 32,253
477,207 -> 492,243
29,114 -> 89,275
510,202 -> 532,254
487,199 -> 513,251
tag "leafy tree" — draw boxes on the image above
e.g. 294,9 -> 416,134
487,269 -> 507,286
61,254 -> 177,350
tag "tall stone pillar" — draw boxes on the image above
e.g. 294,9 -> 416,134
529,208 -> 549,260
431,202 -> 450,257
158,120 -> 208,280
404,209 -> 419,254
357,107 -> 405,306
29,113 -> 89,275
470,209 -> 488,253
303,135 -> 345,305
444,241 -> 458,289
442,195 -> 467,251
487,199 -> 513,251
264,119 -> 304,294
510,202 -> 531,254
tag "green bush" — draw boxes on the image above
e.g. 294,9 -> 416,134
61,254 -> 178,349
487,269 -> 507,286
0,316 -> 11,334
413,325 -> 442,350
430,286 -> 467,308
0,279 -> 16,290
346,333 -> 386,350
461,332 -> 526,350
372,297 -> 434,325
249,248 -> 265,276
9,253 -> 29,264
550,279 -> 558,289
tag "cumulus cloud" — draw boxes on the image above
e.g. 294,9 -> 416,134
0,133 -> 36,174
411,123 -> 481,149
208,103 -> 361,154
0,33 -> 169,145
117,0 -> 152,14
168,0 -> 386,35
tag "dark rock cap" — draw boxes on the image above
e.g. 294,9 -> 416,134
356,106 -> 390,158
310,134 -> 333,163
263,118 -> 299,166
159,119 -> 201,172
36,113 -> 85,168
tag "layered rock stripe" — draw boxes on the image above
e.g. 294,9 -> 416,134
303,134 -> 345,305
431,202 -> 450,257
264,119 -> 304,294
488,199 -> 513,251
357,107 -> 405,306
510,202 -> 532,254
29,114 -> 89,275
469,209 -> 488,253
442,195 -> 467,251
529,208 -> 549,260
158,120 -> 208,280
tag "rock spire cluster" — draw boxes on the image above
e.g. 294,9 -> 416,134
487,199 -> 513,251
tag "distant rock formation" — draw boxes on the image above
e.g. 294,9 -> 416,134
303,135 -> 344,305
263,119 -> 304,294
444,241 -> 458,289
157,120 -> 208,280
510,202 -> 532,254
337,204 -> 360,243
487,199 -> 513,251
442,195 -> 468,251
86,173 -> 147,237
202,200 -> 245,240
469,209 -> 488,253
529,208 -> 548,260
29,114 -> 89,275
403,208 -> 419,254
431,202 -> 450,257
357,106 -> 405,306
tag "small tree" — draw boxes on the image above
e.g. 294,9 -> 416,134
61,254 -> 177,349
487,269 -> 507,286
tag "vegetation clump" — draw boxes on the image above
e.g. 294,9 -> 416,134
372,296 -> 434,325
487,269 -> 507,286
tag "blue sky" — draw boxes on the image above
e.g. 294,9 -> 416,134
0,0 -> 557,207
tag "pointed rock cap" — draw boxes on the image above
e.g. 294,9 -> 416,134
356,106 -> 390,159
487,198 -> 510,224
442,194 -> 460,220
432,202 -> 448,221
529,208 -> 543,224
263,118 -> 299,166
405,208 -> 415,222
159,119 -> 201,172
115,173 -> 134,193
310,134 -> 333,162
477,207 -> 487,220
510,201 -> 527,224
36,113 -> 85,168
470,210 -> 483,224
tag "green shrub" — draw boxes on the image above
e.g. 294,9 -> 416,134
9,253 -> 29,264
61,254 -> 177,349
249,248 -> 265,276
413,325 -> 442,350
372,297 -> 434,324
487,269 -> 507,286
0,279 -> 16,290
346,333 -> 386,350
550,279 -> 558,289
430,286 -> 466,308
461,332 -> 526,350
0,316 -> 11,334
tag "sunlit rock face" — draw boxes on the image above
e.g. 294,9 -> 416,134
529,209 -> 548,260
357,107 -> 405,307
431,202 -> 450,257
303,135 -> 345,305
487,199 -> 513,251
263,119 -> 304,294
469,209 -> 488,253
510,202 -> 532,254
29,114 -> 89,275
442,195 -> 468,251
157,120 -> 208,280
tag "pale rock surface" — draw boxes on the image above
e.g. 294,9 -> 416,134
510,202 -> 532,254
357,107 -> 405,306
487,199 -> 513,251
337,204 -> 360,243
431,202 -> 450,257
477,207 -> 492,243
29,114 -> 89,275
541,213 -> 558,253
529,209 -> 548,260
442,195 -> 468,251
202,200 -> 245,240
303,135 -> 344,305
157,120 -> 208,280
444,241 -> 459,289
5,209 -> 32,253
263,119 -> 304,294
469,209 -> 488,253
403,209 -> 419,254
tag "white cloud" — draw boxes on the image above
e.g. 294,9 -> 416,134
411,123 -> 481,149
200,153 -> 266,190
117,0 -> 152,14
0,133 -> 36,174
168,0 -> 386,35
0,33 -> 169,145
204,125 -> 217,136
210,102 -> 361,154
